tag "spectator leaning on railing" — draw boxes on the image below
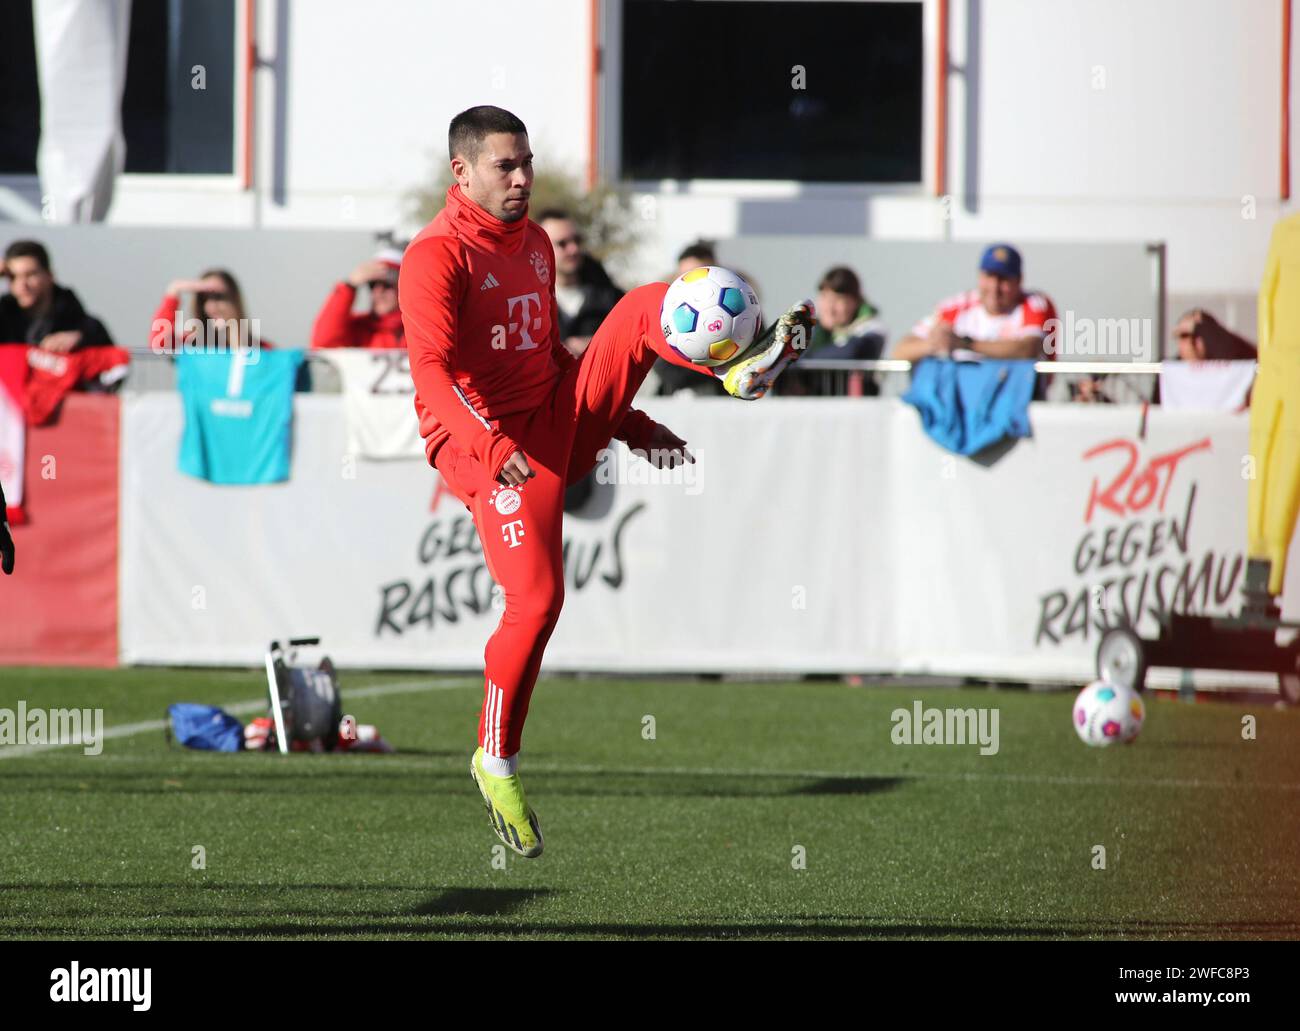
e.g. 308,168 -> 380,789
792,265 -> 889,396
805,266 -> 887,362
1173,308 -> 1258,361
152,270 -> 274,354
893,244 -> 1056,363
0,240 -> 114,351
1151,308 -> 1259,410
310,247 -> 405,349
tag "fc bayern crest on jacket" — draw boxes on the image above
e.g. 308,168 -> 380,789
530,250 -> 550,285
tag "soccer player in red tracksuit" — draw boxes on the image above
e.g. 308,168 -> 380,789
400,106 -> 810,858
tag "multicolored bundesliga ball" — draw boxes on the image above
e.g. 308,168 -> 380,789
659,266 -> 761,366
1073,678 -> 1145,746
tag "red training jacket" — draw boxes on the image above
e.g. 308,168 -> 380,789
310,283 -> 405,349
400,184 -> 655,479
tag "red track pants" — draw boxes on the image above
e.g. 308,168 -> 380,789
432,284 -> 702,757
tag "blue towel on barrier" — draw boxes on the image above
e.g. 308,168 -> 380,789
902,358 -> 1037,456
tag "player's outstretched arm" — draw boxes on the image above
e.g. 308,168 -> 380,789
613,408 -> 694,468
638,423 -> 694,468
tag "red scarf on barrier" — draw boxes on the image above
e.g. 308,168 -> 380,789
0,343 -> 132,524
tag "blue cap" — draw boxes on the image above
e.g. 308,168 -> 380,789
979,243 -> 1022,278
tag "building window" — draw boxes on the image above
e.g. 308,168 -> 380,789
620,0 -> 923,183
0,2 -> 40,174
0,0 -> 236,176
123,0 -> 237,174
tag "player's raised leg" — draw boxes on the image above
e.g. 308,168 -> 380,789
654,265 -> 815,400
562,272 -> 816,485
562,282 -> 698,483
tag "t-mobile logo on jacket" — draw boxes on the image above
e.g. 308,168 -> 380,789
506,293 -> 542,351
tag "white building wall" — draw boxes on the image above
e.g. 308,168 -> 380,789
91,0 -> 1295,302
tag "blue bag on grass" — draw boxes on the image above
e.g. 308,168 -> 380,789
167,703 -> 244,752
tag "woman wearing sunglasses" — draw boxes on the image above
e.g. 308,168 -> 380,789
150,269 -> 274,355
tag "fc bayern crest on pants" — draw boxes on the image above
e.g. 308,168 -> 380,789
489,484 -> 523,516
488,484 -> 527,548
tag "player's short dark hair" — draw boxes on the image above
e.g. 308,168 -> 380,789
448,106 -> 528,164
534,209 -> 573,225
677,239 -> 716,264
818,265 -> 862,299
4,239 -> 50,272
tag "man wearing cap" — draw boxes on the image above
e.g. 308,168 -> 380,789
310,248 -> 406,349
893,243 -> 1056,362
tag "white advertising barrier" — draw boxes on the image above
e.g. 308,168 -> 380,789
889,403 -> 1298,684
120,394 -> 1300,683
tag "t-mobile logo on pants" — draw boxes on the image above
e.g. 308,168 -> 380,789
501,519 -> 525,548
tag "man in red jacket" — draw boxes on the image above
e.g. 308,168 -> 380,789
402,105 -> 810,858
311,248 -> 406,349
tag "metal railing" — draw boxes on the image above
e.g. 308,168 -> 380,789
113,349 -> 1175,404
773,358 -> 1164,403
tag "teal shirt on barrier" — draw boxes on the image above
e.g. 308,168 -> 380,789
176,349 -> 304,485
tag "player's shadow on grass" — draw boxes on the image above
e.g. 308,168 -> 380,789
0,769 -> 905,799
541,772 -> 906,798
790,776 -> 905,796
0,768 -> 479,796
412,887 -> 554,917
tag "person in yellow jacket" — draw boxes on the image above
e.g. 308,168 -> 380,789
1246,212 -> 1300,609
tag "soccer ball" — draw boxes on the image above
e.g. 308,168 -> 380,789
660,266 -> 761,366
1073,679 -> 1145,746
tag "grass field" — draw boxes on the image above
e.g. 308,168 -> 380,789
1,667 -> 1297,940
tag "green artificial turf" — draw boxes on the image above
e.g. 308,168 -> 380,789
0,667 -> 1296,940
